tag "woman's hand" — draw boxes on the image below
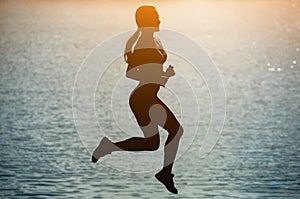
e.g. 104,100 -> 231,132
165,65 -> 175,77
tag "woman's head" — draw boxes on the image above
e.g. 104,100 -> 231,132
124,5 -> 160,62
135,5 -> 160,29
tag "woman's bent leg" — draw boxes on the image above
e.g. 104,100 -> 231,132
113,133 -> 159,151
92,129 -> 159,163
113,121 -> 160,151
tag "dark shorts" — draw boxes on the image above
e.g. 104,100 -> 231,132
129,84 -> 180,132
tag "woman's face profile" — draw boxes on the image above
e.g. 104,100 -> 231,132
152,9 -> 161,30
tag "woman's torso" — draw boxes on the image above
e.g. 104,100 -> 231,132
128,37 -> 167,96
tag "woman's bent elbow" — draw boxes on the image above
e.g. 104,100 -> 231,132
126,73 -> 139,80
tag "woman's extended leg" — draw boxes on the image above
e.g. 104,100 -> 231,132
158,101 -> 183,173
155,100 -> 183,194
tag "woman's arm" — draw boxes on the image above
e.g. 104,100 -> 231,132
126,67 -> 141,81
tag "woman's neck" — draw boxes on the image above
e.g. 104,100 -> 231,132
140,29 -> 155,39
136,29 -> 157,49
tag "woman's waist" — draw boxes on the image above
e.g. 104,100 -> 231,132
131,83 -> 160,97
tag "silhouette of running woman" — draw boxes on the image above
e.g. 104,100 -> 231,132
92,5 -> 183,194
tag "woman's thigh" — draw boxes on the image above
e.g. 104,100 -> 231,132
130,96 -> 181,137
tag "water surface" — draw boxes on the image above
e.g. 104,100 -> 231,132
0,0 -> 299,198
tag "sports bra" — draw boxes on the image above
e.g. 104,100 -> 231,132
126,38 -> 167,71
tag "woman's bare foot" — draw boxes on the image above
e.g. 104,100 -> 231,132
92,137 -> 113,163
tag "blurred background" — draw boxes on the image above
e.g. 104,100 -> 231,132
0,0 -> 299,198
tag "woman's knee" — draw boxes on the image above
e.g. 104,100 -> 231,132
177,125 -> 184,138
166,125 -> 183,142
146,134 -> 160,151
